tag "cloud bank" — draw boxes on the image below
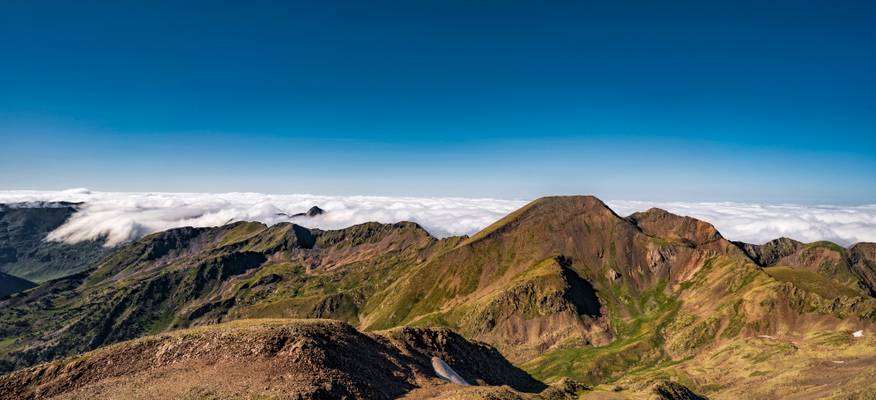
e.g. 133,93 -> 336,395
607,200 -> 876,247
0,189 -> 526,246
0,190 -> 873,247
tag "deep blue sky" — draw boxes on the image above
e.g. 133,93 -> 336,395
2,1 -> 875,203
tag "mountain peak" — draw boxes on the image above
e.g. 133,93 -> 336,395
465,195 -> 619,245
627,207 -> 723,247
289,205 -> 325,218
735,237 -> 804,267
528,195 -> 616,214
306,206 -> 325,216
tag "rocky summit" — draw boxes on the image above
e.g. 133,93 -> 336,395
1,196 -> 875,399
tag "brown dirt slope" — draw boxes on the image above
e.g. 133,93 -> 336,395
0,318 -> 546,400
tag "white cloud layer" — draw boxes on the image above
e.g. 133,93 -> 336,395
0,189 -> 526,246
0,190 -> 873,247
607,200 -> 876,246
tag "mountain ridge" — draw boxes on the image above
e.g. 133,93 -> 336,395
1,195 -> 875,399
0,319 -> 546,400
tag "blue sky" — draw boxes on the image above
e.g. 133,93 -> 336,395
1,1 -> 875,203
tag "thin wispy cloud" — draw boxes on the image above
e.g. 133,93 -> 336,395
0,190 -> 873,247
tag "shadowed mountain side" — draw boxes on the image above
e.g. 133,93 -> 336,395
0,272 -> 34,298
0,203 -> 108,282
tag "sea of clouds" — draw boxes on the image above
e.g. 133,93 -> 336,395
608,201 -> 876,247
0,189 -> 874,247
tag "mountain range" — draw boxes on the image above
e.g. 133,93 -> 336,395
1,196 -> 874,399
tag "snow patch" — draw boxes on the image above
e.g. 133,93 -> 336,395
431,357 -> 470,386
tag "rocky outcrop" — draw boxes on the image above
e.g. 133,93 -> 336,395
650,380 -> 708,400
538,378 -> 590,400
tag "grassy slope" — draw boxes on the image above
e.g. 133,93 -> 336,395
764,266 -> 861,299
523,279 -> 679,385
521,250 -> 876,399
